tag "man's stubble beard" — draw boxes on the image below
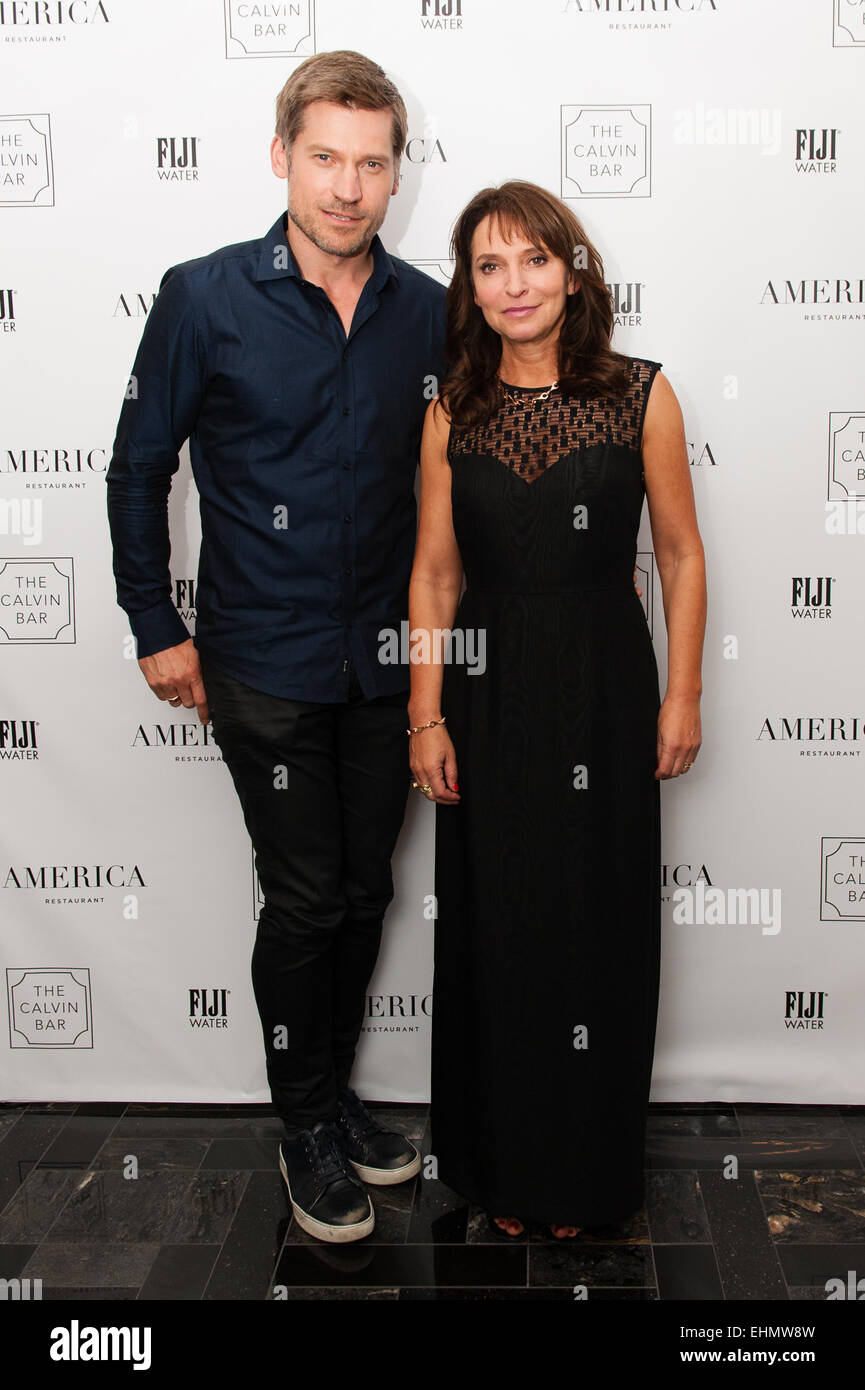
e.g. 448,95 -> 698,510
286,196 -> 375,260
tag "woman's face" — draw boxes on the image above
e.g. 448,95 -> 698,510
469,214 -> 578,352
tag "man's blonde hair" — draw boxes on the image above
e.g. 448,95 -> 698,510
275,50 -> 408,165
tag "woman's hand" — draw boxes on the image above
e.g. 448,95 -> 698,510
408,726 -> 461,805
655,693 -> 701,780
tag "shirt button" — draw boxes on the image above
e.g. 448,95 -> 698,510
342,407 -> 350,416
342,462 -> 351,470
344,515 -> 352,523
344,567 -> 352,575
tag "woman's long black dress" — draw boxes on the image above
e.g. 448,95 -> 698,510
430,355 -> 663,1227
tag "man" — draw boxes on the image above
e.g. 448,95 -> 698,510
106,50 -> 446,1244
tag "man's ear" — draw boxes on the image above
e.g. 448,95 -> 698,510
270,134 -> 289,180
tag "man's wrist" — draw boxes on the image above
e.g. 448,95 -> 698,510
129,601 -> 192,660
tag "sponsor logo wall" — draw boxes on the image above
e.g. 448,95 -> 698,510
2,0 -> 863,1103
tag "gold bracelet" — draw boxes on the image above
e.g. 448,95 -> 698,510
406,716 -> 446,735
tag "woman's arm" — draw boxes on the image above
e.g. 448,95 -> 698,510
641,370 -> 707,778
406,396 -> 464,803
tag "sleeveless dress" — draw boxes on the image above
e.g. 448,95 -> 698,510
430,355 -> 663,1227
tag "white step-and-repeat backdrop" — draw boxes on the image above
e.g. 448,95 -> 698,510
2,0 -> 863,1105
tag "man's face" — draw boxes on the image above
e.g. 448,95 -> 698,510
271,100 -> 400,260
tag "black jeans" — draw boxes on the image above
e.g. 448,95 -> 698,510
199,649 -> 411,1135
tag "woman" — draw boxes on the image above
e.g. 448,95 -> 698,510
407,180 -> 706,1239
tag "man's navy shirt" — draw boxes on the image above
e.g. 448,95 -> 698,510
106,210 -> 446,701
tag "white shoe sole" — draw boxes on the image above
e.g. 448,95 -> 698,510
279,1146 -> 375,1244
348,1150 -> 422,1186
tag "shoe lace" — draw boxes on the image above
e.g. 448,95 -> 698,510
304,1122 -> 351,1187
339,1089 -> 379,1140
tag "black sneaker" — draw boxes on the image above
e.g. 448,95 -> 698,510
335,1086 -> 421,1186
278,1119 -> 374,1243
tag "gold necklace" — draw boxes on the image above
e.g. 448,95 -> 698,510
500,379 -> 558,408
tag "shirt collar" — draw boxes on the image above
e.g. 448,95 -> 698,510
256,210 -> 399,290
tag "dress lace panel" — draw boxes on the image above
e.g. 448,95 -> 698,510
447,359 -> 654,484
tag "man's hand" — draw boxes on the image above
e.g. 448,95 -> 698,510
138,638 -> 209,724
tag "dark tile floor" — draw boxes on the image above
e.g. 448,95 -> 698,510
0,1100 -> 863,1301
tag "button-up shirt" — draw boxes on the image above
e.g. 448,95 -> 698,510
106,210 -> 446,701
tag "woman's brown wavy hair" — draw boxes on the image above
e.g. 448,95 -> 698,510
440,180 -> 631,429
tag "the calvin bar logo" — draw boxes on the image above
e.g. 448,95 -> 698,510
635,550 -> 654,634
834,0 -> 865,46
820,838 -> 865,921
0,558 -> 75,643
561,105 -> 651,198
224,0 -> 315,58
827,412 -> 865,500
7,968 -> 93,1048
406,259 -> 453,287
0,114 -> 54,207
